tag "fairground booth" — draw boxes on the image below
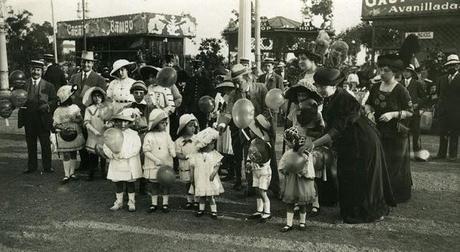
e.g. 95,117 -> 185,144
362,0 -> 460,59
57,12 -> 197,69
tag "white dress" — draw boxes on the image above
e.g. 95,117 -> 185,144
175,136 -> 198,182
103,128 -> 143,182
53,104 -> 85,152
189,151 -> 224,197
106,77 -> 136,113
84,104 -> 105,153
143,131 -> 176,181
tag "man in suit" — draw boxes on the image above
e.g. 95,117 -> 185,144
257,58 -> 284,91
21,60 -> 57,173
68,51 -> 107,171
434,54 -> 460,161
402,64 -> 427,154
43,54 -> 67,90
218,64 -> 279,196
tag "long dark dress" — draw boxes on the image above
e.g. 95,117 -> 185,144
368,83 -> 413,203
322,88 -> 395,223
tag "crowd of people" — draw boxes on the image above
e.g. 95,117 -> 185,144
10,46 -> 460,232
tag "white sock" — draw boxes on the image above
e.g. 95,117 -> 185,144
261,192 -> 270,215
151,195 -> 158,205
312,195 -> 320,209
186,195 -> 193,203
256,198 -> 263,212
194,196 -> 199,203
63,161 -> 70,177
300,212 -> 306,224
162,195 -> 169,205
286,212 -> 294,226
69,159 -> 76,175
199,203 -> 205,211
210,204 -> 217,213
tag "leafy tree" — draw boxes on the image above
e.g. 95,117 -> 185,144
5,10 -> 54,71
301,0 -> 333,29
337,21 -> 373,56
195,38 -> 225,73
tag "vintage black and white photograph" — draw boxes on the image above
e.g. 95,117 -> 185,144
0,0 -> 459,251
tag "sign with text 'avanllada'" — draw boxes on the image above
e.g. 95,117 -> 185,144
362,0 -> 460,19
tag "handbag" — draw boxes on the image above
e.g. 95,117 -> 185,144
396,111 -> 410,135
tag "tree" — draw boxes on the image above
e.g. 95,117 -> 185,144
301,0 -> 333,29
337,21 -> 373,56
5,10 -> 54,72
195,38 -> 225,74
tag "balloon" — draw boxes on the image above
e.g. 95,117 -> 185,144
9,70 -> 27,90
231,98 -> 255,129
156,67 -> 177,87
59,126 -> 78,142
282,151 -> 307,174
198,95 -> 215,114
103,128 -> 123,154
99,102 -> 114,121
248,138 -> 271,164
0,99 -> 14,119
264,88 -> 285,110
414,149 -> 430,161
157,165 -> 176,187
10,89 -> 28,108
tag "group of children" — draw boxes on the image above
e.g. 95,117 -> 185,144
50,76 -> 322,231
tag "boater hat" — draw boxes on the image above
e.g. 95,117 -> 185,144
444,54 -> 460,66
80,51 -> 97,62
230,64 -> 251,79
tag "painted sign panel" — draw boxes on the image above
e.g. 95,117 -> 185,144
405,31 -> 434,39
362,0 -> 460,19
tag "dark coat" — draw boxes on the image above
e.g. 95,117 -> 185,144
43,64 -> 67,89
403,78 -> 427,110
257,72 -> 284,91
18,78 -> 57,130
436,72 -> 460,129
69,70 -> 107,111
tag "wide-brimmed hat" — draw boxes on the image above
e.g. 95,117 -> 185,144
230,64 -> 251,79
444,54 -> 460,66
285,81 -> 322,103
148,109 -> 168,130
82,86 -> 106,106
130,80 -> 148,93
216,74 -> 235,91
192,127 -> 220,149
404,64 -> 417,75
30,60 -> 45,69
177,113 -> 198,135
377,54 -> 404,71
248,114 -> 271,142
57,85 -> 78,104
112,108 -> 137,122
314,67 -> 346,86
80,51 -> 97,62
139,65 -> 161,80
110,59 -> 135,77
370,75 -> 382,84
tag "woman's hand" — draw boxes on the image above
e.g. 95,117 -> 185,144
298,142 -> 314,154
379,112 -> 397,122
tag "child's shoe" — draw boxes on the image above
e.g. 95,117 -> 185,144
259,213 -> 271,223
162,205 -> 170,213
211,212 -> 218,220
147,205 -> 157,213
110,193 -> 124,211
127,193 -> 136,212
183,202 -> 193,210
196,210 -> 204,217
61,176 -> 70,184
280,225 -> 293,232
299,223 -> 306,231
246,212 -> 262,220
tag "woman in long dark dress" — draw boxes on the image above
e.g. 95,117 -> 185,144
302,68 -> 395,224
366,55 -> 413,203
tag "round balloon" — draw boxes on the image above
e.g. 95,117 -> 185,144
156,67 -> 177,87
0,99 -> 14,119
415,149 -> 430,161
99,102 -> 114,121
248,138 -> 271,164
10,89 -> 28,108
231,98 -> 255,129
198,95 -> 215,114
103,128 -> 123,154
282,151 -> 307,174
157,165 -> 176,186
265,88 -> 285,110
9,70 -> 27,90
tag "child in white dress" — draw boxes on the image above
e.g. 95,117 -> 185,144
175,114 -> 199,209
143,109 -> 176,213
188,127 -> 224,219
53,85 -> 85,184
102,108 -> 143,212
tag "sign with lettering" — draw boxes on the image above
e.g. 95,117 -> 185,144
362,0 -> 459,19
405,31 -> 434,39
57,13 -> 197,39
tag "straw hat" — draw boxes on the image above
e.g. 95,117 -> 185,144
30,60 -> 45,69
444,54 -> 460,66
192,127 -> 220,149
80,51 -> 97,62
285,81 -> 322,104
57,85 -> 78,104
112,108 -> 137,122
82,86 -> 106,107
230,64 -> 251,79
110,59 -> 135,77
177,113 -> 198,135
248,114 -> 271,142
148,109 -> 168,130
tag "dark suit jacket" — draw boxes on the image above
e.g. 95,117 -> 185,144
18,78 -> 57,130
257,72 -> 284,91
436,72 -> 460,129
403,78 -> 427,110
43,64 -> 67,89
69,70 -> 107,110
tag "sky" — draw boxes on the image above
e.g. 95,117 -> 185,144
6,0 -> 363,55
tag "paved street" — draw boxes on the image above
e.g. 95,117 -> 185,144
0,114 -> 459,251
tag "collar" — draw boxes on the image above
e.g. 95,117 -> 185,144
32,78 -> 41,84
83,70 -> 92,76
450,71 -> 459,79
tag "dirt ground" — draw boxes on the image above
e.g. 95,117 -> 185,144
0,113 -> 459,252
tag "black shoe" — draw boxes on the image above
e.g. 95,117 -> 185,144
162,205 -> 170,213
246,212 -> 262,220
259,213 -> 271,223
280,225 -> 293,232
43,168 -> 55,173
211,212 -> 218,220
86,175 -> 94,181
183,202 -> 194,210
69,174 -> 78,181
23,169 -> 36,174
299,223 -> 306,231
196,210 -> 204,217
61,177 -> 70,184
147,205 -> 157,213
308,207 -> 320,217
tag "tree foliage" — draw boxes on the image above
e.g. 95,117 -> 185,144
195,38 -> 225,73
337,21 -> 373,55
301,0 -> 333,28
5,10 -> 54,71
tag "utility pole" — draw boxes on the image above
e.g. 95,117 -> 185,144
0,0 -> 10,96
50,0 -> 58,63
238,0 -> 251,63
82,0 -> 86,51
254,0 -> 261,72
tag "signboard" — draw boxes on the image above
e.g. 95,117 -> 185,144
57,12 -> 197,39
405,31 -> 434,39
362,0 -> 460,19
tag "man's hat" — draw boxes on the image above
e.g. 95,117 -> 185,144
30,60 -> 45,69
80,51 -> 97,62
404,64 -> 417,75
444,54 -> 460,66
216,74 -> 235,90
43,54 -> 54,60
277,61 -> 286,68
130,81 -> 148,93
248,114 -> 271,142
230,64 -> 251,79
263,58 -> 275,65
314,67 -> 346,87
239,58 -> 250,64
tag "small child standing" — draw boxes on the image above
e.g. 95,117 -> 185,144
188,127 -> 224,219
175,114 -> 199,209
246,138 -> 272,222
278,126 -> 316,232
82,87 -> 107,181
143,109 -> 176,213
102,108 -> 143,212
53,85 -> 85,184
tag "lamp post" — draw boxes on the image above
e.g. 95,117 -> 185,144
0,0 -> 10,97
237,0 -> 251,63
254,0 -> 261,71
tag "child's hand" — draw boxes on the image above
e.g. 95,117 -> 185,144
209,171 -> 217,181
